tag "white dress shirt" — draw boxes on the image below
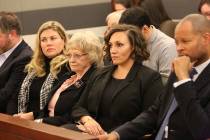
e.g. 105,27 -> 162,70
173,59 -> 210,88
0,39 -> 22,68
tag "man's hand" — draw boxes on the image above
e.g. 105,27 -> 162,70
172,56 -> 192,81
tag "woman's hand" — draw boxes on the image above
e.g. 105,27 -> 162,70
13,112 -> 34,120
80,116 -> 105,136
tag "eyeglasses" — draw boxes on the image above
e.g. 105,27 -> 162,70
66,53 -> 87,59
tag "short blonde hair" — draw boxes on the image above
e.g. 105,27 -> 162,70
25,21 -> 68,77
64,31 -> 104,68
106,10 -> 124,27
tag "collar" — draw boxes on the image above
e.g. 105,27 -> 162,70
147,25 -> 157,44
1,38 -> 22,59
193,59 -> 210,80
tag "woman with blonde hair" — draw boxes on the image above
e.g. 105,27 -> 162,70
14,31 -> 103,126
8,21 -> 69,115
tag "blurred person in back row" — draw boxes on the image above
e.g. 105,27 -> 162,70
198,0 -> 210,20
119,7 -> 177,84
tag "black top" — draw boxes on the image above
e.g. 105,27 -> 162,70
28,75 -> 48,112
98,77 -> 125,131
27,57 -> 51,112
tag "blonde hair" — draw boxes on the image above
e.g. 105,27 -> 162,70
25,21 -> 68,77
106,10 -> 124,26
64,31 -> 104,67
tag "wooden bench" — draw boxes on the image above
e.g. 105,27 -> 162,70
0,113 -> 97,140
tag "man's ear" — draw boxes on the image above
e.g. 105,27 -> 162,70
8,30 -> 17,38
142,25 -> 149,31
202,32 -> 210,44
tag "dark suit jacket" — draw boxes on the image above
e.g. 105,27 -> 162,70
71,62 -> 164,131
116,63 -> 210,140
0,40 -> 33,113
34,65 -> 96,126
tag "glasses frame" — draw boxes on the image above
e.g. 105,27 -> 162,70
66,53 -> 88,59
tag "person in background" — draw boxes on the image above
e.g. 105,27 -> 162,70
14,31 -> 104,126
105,10 -> 124,36
65,24 -> 163,136
111,0 -> 137,11
7,21 -> 69,115
198,0 -> 210,20
99,13 -> 210,140
139,0 -> 171,28
0,11 -> 33,113
119,7 -> 177,84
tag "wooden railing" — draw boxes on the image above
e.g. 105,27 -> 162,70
0,113 -> 98,140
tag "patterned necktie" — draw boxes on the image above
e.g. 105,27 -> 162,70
189,68 -> 197,80
155,68 -> 197,140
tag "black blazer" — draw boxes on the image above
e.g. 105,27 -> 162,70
71,62 -> 164,131
34,65 -> 96,126
116,63 -> 210,140
0,40 -> 32,113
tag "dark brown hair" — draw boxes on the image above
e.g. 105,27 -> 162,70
104,24 -> 149,64
198,0 -> 210,12
0,11 -> 22,35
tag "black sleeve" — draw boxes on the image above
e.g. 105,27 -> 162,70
174,81 -> 210,139
5,58 -> 31,114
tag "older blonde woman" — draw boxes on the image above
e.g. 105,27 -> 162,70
14,31 -> 104,126
8,21 -> 69,115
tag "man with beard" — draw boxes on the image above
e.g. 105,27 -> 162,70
0,11 -> 33,113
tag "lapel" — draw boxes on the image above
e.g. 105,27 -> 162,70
194,63 -> 210,95
0,40 -> 27,70
96,66 -> 115,106
47,65 -> 96,102
111,62 -> 142,100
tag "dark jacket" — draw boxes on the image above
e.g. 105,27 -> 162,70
116,63 -> 210,140
0,40 -> 32,113
34,65 -> 97,126
71,62 -> 164,131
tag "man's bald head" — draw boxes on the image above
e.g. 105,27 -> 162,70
176,14 -> 210,34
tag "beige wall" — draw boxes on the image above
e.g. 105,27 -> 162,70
0,0 -> 109,12
23,26 -> 106,49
